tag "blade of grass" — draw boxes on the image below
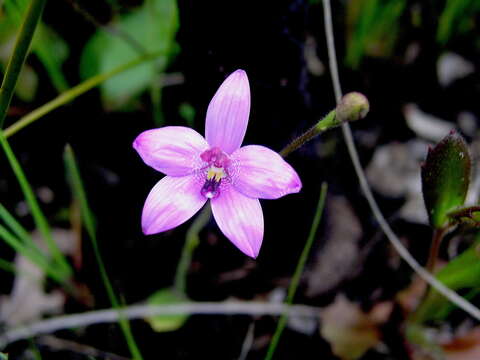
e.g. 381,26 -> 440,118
0,224 -> 66,284
0,202 -> 46,257
0,131 -> 72,279
0,0 -> 47,128
4,51 -> 164,138
264,182 -> 328,360
63,145 -> 144,360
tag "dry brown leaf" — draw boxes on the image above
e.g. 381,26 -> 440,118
320,294 -> 392,360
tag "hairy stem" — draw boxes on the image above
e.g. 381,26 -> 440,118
280,111 -> 335,157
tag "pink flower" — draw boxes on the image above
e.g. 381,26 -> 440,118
133,70 -> 301,258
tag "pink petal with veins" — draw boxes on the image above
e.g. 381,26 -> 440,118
205,70 -> 250,154
133,126 -> 208,177
142,176 -> 207,234
211,187 -> 263,258
232,145 -> 302,199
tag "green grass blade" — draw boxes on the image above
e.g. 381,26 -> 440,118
0,0 -> 47,128
63,144 -> 144,360
0,202 -> 46,257
264,182 -> 328,360
0,224 -> 65,284
0,131 -> 72,278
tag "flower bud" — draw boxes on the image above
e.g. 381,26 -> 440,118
336,92 -> 370,123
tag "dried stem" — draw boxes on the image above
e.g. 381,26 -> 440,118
0,302 -> 320,348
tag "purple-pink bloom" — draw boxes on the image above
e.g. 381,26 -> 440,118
133,70 -> 301,258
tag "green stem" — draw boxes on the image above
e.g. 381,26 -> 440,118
0,0 -> 47,128
174,204 -> 212,295
4,51 -> 163,138
264,182 -> 328,360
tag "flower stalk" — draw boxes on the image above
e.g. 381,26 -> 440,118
174,204 -> 212,295
280,92 -> 369,157
0,0 -> 47,128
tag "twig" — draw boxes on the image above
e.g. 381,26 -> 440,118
321,0 -> 480,321
0,302 -> 321,348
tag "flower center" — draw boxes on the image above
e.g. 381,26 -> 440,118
199,147 -> 230,199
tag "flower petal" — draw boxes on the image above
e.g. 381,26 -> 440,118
231,145 -> 302,199
142,175 -> 207,234
133,126 -> 208,176
205,69 -> 251,154
211,187 -> 263,258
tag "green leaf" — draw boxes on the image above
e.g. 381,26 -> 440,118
413,235 -> 480,322
146,288 -> 189,332
79,0 -> 179,109
421,131 -> 471,228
